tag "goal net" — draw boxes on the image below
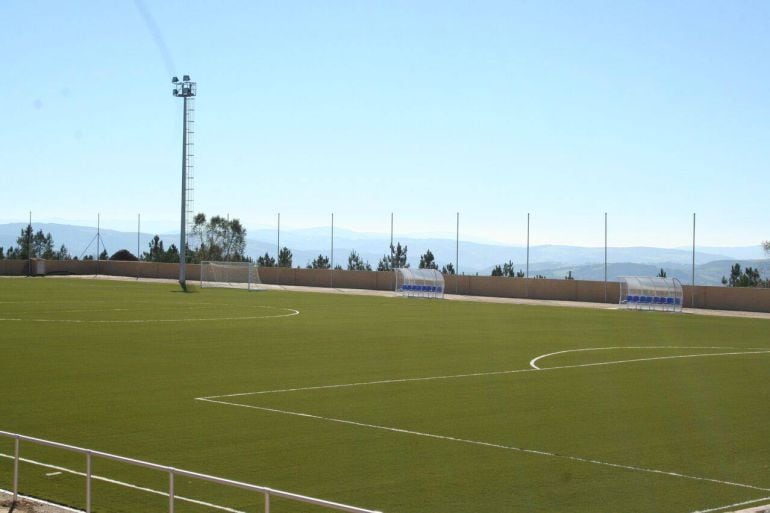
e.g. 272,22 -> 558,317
200,261 -> 262,290
395,268 -> 445,299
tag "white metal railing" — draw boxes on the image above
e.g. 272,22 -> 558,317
0,431 -> 381,513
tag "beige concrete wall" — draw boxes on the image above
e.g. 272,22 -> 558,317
0,259 -> 29,276
442,275 -> 622,304
682,284 -> 770,312
258,268 -> 395,291
3,260 -> 770,313
0,260 -> 199,281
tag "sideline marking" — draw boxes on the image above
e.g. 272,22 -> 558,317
196,397 -> 770,494
200,348 -> 770,399
0,454 -> 245,513
690,496 -> 770,513
528,346 -> 759,370
0,307 -> 300,323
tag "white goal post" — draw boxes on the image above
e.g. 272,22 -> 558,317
200,261 -> 262,290
395,268 -> 445,299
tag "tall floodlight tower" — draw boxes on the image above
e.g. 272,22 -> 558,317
172,75 -> 196,290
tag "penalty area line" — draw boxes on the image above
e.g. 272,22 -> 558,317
196,398 -> 770,495
528,346 -> 764,370
199,349 -> 770,400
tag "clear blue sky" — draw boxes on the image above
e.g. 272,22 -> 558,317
2,1 -> 768,247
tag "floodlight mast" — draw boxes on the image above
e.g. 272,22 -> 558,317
172,75 -> 196,290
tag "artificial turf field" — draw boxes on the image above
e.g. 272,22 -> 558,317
1,277 -> 769,513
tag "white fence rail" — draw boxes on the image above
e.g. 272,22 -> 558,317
0,430 -> 381,513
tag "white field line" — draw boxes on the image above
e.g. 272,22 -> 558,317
0,488 -> 84,513
196,398 -> 770,494
528,346 -> 761,370
0,308 -> 299,324
690,496 -> 770,513
200,349 -> 770,400
196,348 -> 770,501
0,454 -> 245,513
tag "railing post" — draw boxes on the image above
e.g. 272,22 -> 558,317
86,451 -> 92,513
264,489 -> 270,513
13,436 -> 19,504
169,468 -> 175,513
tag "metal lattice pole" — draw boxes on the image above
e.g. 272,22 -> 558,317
692,212 -> 696,308
604,212 -> 607,303
172,75 -> 196,291
455,212 -> 459,294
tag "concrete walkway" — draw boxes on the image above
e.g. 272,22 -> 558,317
0,492 -> 78,513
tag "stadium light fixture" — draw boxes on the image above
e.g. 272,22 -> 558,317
172,75 -> 197,290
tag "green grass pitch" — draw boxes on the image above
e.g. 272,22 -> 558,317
1,277 -> 769,513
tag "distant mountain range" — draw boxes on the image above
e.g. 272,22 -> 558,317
1,223 -> 767,286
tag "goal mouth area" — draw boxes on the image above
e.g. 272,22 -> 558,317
200,261 -> 263,291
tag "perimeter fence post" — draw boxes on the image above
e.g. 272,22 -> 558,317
86,451 -> 92,513
13,436 -> 19,503
264,489 -> 270,513
169,468 -> 175,513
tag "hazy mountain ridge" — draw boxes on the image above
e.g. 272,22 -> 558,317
1,223 -> 766,285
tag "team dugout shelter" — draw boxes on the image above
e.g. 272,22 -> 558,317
395,268 -> 445,299
619,276 -> 683,312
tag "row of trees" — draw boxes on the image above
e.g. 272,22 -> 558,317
722,263 -> 769,288
0,213 -> 249,265
0,226 -> 71,261
142,213 -> 249,264
253,243 -> 462,274
490,261 -> 525,278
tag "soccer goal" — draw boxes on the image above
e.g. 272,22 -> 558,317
200,261 -> 262,290
619,276 -> 683,312
395,268 -> 445,299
